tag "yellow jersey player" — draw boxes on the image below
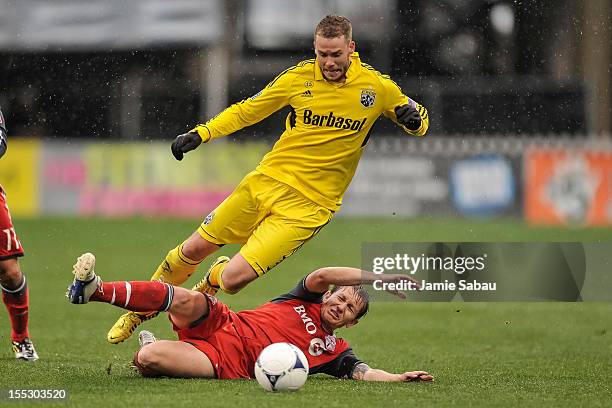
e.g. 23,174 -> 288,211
108,15 -> 429,344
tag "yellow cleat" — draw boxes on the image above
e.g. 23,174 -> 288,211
191,256 -> 229,296
107,311 -> 159,344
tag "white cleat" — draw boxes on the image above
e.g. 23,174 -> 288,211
13,338 -> 39,362
67,253 -> 101,304
138,330 -> 158,348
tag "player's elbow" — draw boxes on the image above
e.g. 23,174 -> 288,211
310,268 -> 334,286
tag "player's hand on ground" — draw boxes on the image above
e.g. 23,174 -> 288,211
171,131 -> 202,161
394,104 -> 421,130
399,371 -> 434,382
379,273 -> 421,298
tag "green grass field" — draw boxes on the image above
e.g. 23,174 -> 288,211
1,217 -> 611,407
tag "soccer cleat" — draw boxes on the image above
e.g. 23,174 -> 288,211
138,330 -> 157,348
12,338 -> 39,361
191,256 -> 229,296
67,252 -> 101,304
107,311 -> 159,344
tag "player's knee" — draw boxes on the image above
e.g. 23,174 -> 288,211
0,259 -> 23,288
218,255 -> 258,293
219,272 -> 251,294
170,289 -> 205,319
181,234 -> 218,261
172,289 -> 198,310
135,344 -> 163,375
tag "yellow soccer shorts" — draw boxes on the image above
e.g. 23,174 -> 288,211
198,171 -> 334,276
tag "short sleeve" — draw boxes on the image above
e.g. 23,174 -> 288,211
270,275 -> 325,304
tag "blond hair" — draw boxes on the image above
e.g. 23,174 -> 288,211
315,15 -> 352,42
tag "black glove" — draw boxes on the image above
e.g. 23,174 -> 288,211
394,104 -> 421,130
171,131 -> 202,161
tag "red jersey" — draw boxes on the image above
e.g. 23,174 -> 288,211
0,108 -> 23,259
174,278 -> 363,379
0,186 -> 24,260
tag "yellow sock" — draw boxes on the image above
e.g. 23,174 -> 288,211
209,261 -> 238,294
150,243 -> 202,285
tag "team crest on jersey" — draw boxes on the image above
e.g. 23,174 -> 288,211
360,89 -> 376,108
203,212 -> 215,225
325,335 -> 336,352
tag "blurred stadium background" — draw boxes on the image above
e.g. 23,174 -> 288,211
0,0 -> 610,226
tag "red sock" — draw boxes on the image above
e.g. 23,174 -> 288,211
2,278 -> 30,342
90,281 -> 173,312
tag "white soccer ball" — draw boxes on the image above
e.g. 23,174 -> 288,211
254,342 -> 309,392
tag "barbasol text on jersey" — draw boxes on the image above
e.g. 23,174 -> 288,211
303,110 -> 367,131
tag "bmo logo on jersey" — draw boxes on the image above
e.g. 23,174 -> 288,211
293,305 -> 317,334
294,305 -> 338,356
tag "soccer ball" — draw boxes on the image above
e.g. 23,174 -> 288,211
254,342 -> 309,392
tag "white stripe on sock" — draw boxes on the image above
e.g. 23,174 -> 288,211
163,284 -> 174,312
124,282 -> 131,307
110,287 -> 116,305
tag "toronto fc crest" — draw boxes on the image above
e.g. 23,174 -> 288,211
325,335 -> 337,352
360,89 -> 376,108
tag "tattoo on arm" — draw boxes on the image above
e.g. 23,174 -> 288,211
351,363 -> 371,380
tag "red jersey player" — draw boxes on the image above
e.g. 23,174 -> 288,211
0,108 -> 38,361
67,252 -> 432,382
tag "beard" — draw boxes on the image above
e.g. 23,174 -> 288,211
321,61 -> 350,82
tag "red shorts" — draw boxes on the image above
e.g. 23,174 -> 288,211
172,294 -> 264,379
0,186 -> 24,260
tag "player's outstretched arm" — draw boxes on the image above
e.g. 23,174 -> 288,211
305,267 -> 420,297
182,66 -> 296,156
352,363 -> 434,382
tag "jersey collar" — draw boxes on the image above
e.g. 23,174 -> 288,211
314,52 -> 362,85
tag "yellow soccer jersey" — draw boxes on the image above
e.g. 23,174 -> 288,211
192,52 -> 429,211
